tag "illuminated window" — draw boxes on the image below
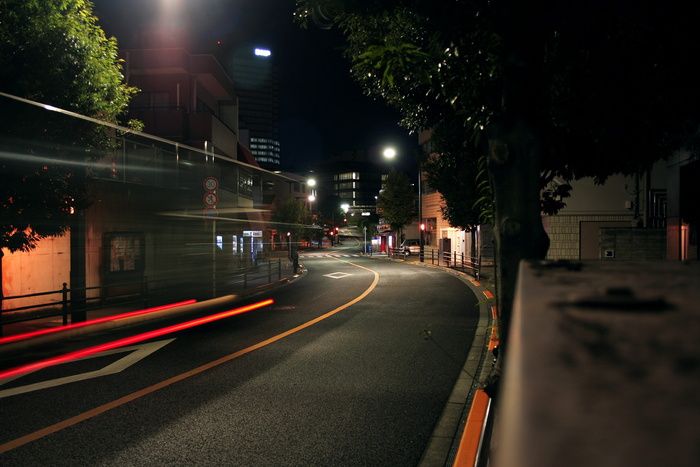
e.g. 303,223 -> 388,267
216,235 -> 223,250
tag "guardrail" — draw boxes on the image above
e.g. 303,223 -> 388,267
0,258 -> 292,336
389,247 -> 482,280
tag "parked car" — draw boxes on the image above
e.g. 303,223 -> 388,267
401,239 -> 421,256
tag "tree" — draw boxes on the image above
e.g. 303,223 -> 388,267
296,0 -> 700,343
0,0 -> 136,301
422,119 -> 490,231
377,171 -> 416,242
272,198 -> 312,251
317,193 -> 342,227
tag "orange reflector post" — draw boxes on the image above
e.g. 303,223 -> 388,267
453,389 -> 490,467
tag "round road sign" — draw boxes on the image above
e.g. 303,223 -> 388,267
203,192 -> 218,207
203,176 -> 219,191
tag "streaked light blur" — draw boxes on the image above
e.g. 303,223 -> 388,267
0,298 -> 274,380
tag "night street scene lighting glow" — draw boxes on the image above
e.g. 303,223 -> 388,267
254,48 -> 271,57
382,147 -> 397,159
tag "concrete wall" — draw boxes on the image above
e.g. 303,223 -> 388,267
599,228 -> 666,260
543,175 -> 635,260
1,234 -> 70,310
543,214 -> 634,260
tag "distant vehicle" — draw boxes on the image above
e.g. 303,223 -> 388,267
401,239 -> 420,256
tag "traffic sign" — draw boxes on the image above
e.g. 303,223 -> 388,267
203,176 -> 219,191
203,192 -> 218,208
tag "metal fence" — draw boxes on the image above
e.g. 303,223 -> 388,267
389,246 -> 482,280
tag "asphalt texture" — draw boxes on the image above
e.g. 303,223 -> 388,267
0,241 -> 479,466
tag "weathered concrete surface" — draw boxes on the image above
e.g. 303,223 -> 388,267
496,261 -> 700,467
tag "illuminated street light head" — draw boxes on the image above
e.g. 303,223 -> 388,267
254,48 -> 271,57
307,178 -> 317,187
340,203 -> 350,213
382,147 -> 397,160
308,194 -> 316,202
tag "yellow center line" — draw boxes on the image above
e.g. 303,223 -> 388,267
0,258 -> 380,454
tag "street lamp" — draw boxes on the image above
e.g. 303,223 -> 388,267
381,146 -> 423,262
382,147 -> 397,160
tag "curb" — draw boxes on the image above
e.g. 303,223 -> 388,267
379,257 -> 497,467
0,269 -> 306,358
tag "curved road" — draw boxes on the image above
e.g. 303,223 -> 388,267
0,246 -> 479,466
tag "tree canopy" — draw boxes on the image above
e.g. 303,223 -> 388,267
298,1 -> 700,181
272,198 -> 313,242
377,171 -> 416,233
0,0 -> 136,257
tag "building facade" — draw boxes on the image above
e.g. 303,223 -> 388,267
317,150 -> 385,217
229,46 -> 281,170
124,46 -> 240,161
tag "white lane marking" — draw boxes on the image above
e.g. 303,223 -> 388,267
323,272 -> 353,279
0,339 -> 175,399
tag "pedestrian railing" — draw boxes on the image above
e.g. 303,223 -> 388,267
0,258 -> 293,337
387,246 -> 481,279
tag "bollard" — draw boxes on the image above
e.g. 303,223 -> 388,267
62,282 -> 69,325
461,252 -> 464,270
431,249 -> 434,265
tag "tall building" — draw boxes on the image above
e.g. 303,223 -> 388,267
317,150 -> 385,215
230,46 -> 281,170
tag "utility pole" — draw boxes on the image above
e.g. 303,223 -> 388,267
363,225 -> 367,254
418,162 -> 424,262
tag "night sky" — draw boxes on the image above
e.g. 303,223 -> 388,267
93,0 -> 418,172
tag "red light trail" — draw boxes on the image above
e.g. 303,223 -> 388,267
0,298 -> 274,381
0,299 -> 197,346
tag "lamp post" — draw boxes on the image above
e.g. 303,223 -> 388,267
382,146 -> 423,262
418,161 -> 423,262
307,178 -> 318,248
308,193 -> 318,248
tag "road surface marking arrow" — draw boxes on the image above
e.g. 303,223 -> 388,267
0,339 -> 175,399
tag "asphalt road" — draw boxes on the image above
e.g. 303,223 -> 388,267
0,243 -> 479,466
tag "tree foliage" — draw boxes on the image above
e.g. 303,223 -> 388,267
272,198 -> 312,241
377,171 -> 416,232
0,0 -> 136,256
422,119 -> 488,230
296,0 -> 700,194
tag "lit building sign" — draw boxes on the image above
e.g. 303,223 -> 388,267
254,48 -> 271,57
